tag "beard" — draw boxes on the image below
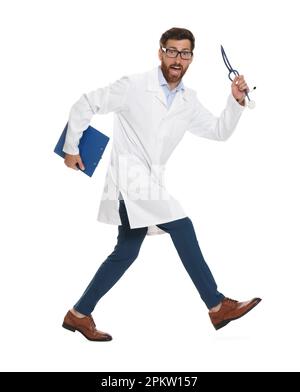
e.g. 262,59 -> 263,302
160,61 -> 187,85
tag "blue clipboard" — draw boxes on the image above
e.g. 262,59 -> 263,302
54,123 -> 110,177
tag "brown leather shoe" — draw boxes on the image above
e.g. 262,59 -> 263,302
209,297 -> 261,330
62,310 -> 112,341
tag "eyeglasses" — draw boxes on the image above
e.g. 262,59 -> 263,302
161,47 -> 193,60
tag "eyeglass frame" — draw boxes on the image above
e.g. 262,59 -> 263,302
160,46 -> 193,60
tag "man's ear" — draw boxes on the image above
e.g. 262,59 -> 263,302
158,48 -> 163,61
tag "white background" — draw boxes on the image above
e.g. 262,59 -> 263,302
1,0 -> 299,372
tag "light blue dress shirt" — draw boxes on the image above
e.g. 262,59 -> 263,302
158,66 -> 185,109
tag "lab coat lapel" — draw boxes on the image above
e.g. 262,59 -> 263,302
146,68 -> 167,108
154,90 -> 167,107
166,90 -> 187,116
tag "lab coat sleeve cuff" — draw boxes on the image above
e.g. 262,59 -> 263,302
62,144 -> 79,155
62,123 -> 81,155
228,93 -> 246,113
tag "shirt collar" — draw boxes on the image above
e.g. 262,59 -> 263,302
158,66 -> 185,92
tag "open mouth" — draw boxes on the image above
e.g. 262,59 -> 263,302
169,65 -> 182,76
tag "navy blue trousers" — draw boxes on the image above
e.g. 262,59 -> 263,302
74,200 -> 224,315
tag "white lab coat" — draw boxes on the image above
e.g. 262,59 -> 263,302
63,67 -> 244,235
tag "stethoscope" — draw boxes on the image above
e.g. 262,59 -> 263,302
221,45 -> 256,109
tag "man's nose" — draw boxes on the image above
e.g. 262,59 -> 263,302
174,58 -> 183,66
174,54 -> 183,64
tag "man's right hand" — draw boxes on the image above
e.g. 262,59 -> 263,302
64,153 -> 85,171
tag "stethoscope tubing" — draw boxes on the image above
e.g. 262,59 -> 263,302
221,45 -> 251,102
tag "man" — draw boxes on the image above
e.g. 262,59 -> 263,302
62,27 -> 261,341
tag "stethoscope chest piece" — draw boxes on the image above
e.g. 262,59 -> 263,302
247,100 -> 256,109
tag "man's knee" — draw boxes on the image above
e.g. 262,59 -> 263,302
108,243 -> 141,263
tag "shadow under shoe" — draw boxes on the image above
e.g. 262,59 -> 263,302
209,297 -> 262,330
62,310 -> 112,341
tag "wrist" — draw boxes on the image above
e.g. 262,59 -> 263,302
235,96 -> 245,106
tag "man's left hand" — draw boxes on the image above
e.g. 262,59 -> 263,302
231,75 -> 249,106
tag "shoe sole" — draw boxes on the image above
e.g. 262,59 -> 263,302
214,298 -> 262,331
62,323 -> 113,342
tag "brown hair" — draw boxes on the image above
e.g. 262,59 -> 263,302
159,27 -> 195,51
